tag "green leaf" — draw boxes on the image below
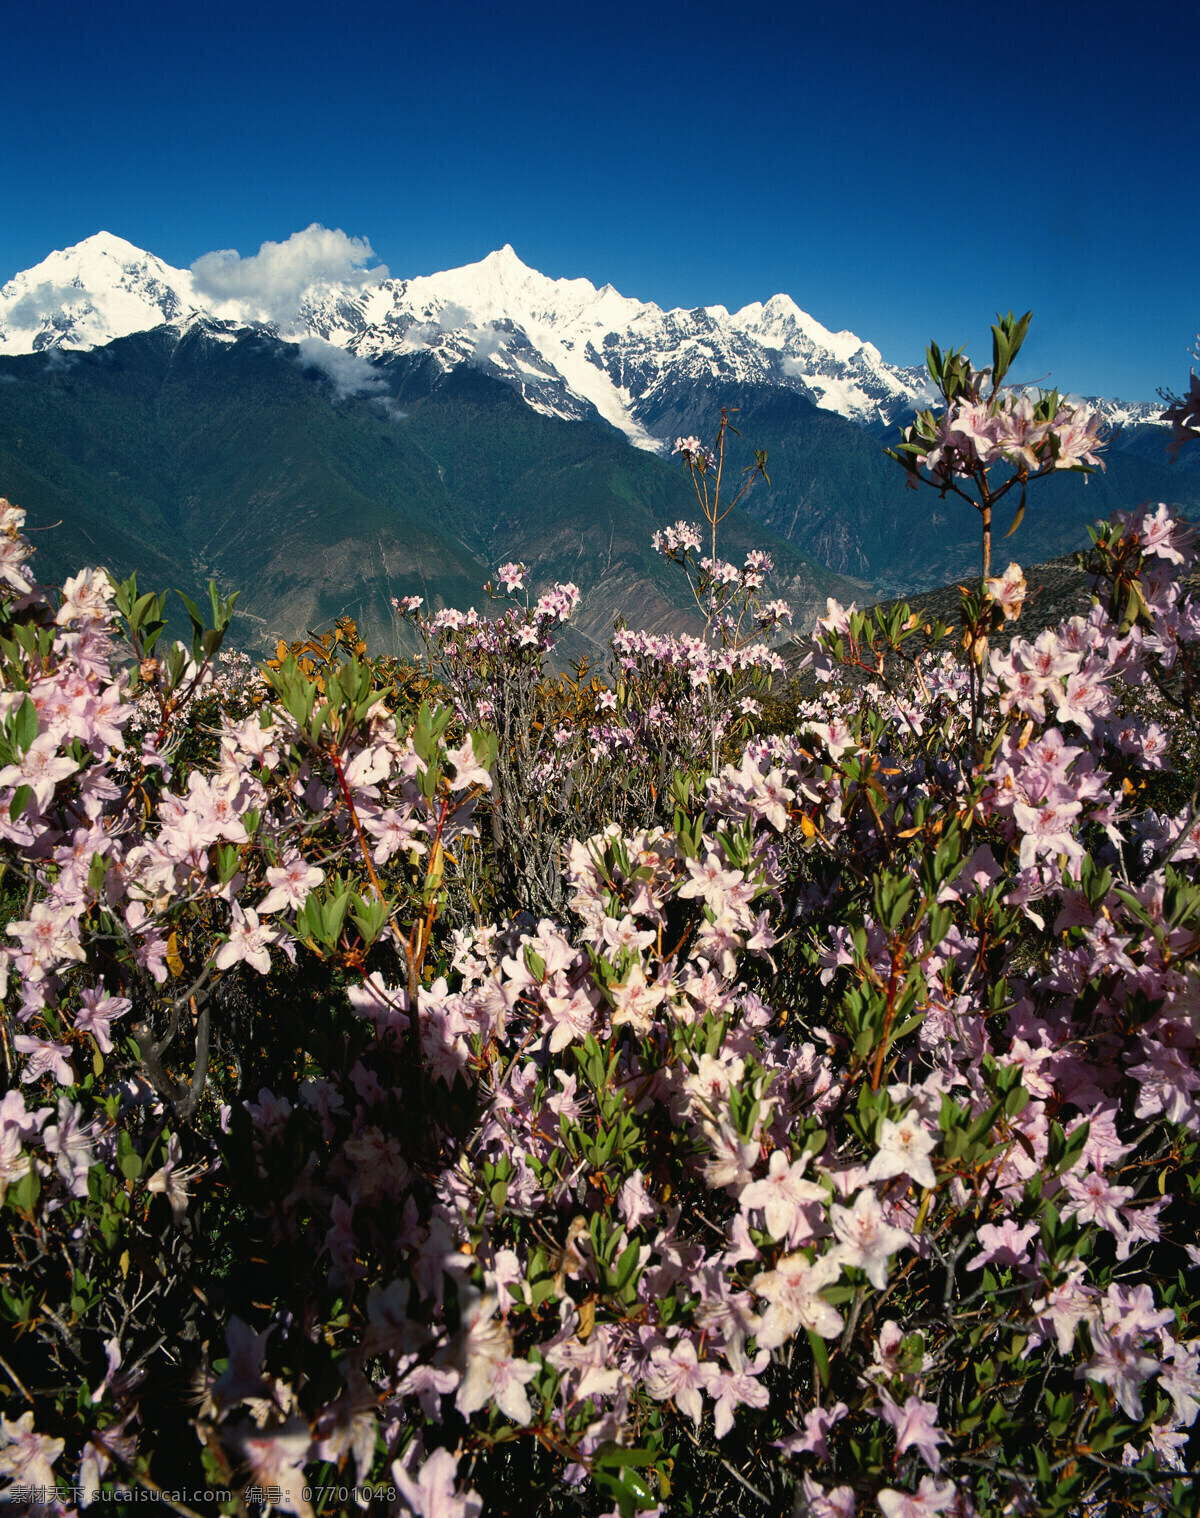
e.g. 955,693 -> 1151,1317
1004,498 -> 1026,538
807,1328 -> 830,1387
614,1239 -> 642,1292
13,696 -> 37,754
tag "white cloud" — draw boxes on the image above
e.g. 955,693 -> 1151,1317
296,337 -> 389,401
295,338 -> 406,418
437,303 -> 469,331
471,323 -> 506,360
9,282 -> 87,329
191,225 -> 388,330
399,303 -> 472,354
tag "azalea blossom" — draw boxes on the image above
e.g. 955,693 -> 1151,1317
865,1115 -> 939,1191
876,1477 -> 959,1517
393,1447 -> 483,1518
830,1187 -> 912,1289
0,1409 -> 65,1492
877,1390 -> 949,1472
741,1148 -> 827,1243
233,1419 -> 314,1518
753,1249 -> 844,1346
1076,1324 -> 1160,1420
258,853 -> 324,914
215,902 -> 281,974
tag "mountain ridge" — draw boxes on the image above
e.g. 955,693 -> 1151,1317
1,233 -> 1191,658
0,323 -> 859,660
2,233 -> 1165,452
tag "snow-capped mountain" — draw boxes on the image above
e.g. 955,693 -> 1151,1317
0,233 -> 1162,446
0,233 -> 201,353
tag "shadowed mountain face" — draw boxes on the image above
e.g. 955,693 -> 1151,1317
640,384 -> 1200,594
2,235 -> 1192,655
0,328 -> 856,660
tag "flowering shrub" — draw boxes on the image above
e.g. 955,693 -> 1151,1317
1,348 -> 1199,1518
1160,336 -> 1200,464
391,523 -> 790,917
889,313 -> 1108,581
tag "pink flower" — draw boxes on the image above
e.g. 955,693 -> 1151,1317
984,562 -> 1027,618
0,1409 -> 65,1491
618,1169 -> 659,1231
776,1400 -> 848,1460
815,598 -> 857,639
444,735 -> 492,792
258,853 -> 324,914
964,1218 -> 1039,1274
796,1476 -> 857,1517
642,1336 -> 716,1428
212,1316 -> 275,1407
741,1149 -> 826,1244
7,902 -> 86,981
830,1187 -> 912,1289
1060,1168 -> 1134,1234
146,1132 -> 204,1226
708,1341 -> 771,1438
215,903 -> 279,974
14,1033 -> 74,1086
1126,504 -> 1192,562
233,1418 -> 314,1518
877,1476 -> 958,1517
753,1249 -> 844,1347
454,1289 -> 538,1425
877,1390 -> 949,1472
74,983 -> 131,1053
494,561 -> 528,593
1011,800 -> 1085,871
1076,1325 -> 1159,1420
56,567 -> 116,627
42,1095 -> 94,1195
393,1447 -> 483,1518
1049,404 -> 1106,470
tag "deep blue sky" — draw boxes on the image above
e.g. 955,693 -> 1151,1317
4,0 -> 1196,401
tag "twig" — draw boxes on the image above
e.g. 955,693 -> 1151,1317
89,1432 -> 212,1518
719,1457 -> 771,1507
0,1350 -> 33,1402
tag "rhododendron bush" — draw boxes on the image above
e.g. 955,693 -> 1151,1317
1,333 -> 1199,1518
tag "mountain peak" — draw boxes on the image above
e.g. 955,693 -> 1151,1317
0,233 -> 196,356
481,244 -> 530,271
69,231 -> 155,262
0,231 -> 964,429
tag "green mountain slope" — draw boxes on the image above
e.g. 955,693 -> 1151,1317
0,330 -> 853,659
639,382 -> 1200,592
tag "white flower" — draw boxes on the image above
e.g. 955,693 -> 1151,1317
445,735 -> 492,791
866,1115 -> 938,1191
753,1250 -> 844,1347
0,1409 -> 64,1489
740,1150 -> 826,1243
454,1289 -> 538,1426
830,1188 -> 911,1289
215,903 -> 279,974
258,853 -> 324,914
1076,1325 -> 1160,1421
234,1419 -> 314,1518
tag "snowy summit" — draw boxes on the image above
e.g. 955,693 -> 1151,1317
0,232 -> 1159,447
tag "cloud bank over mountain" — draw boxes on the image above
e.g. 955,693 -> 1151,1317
0,229 -> 1164,454
190,224 -> 388,330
